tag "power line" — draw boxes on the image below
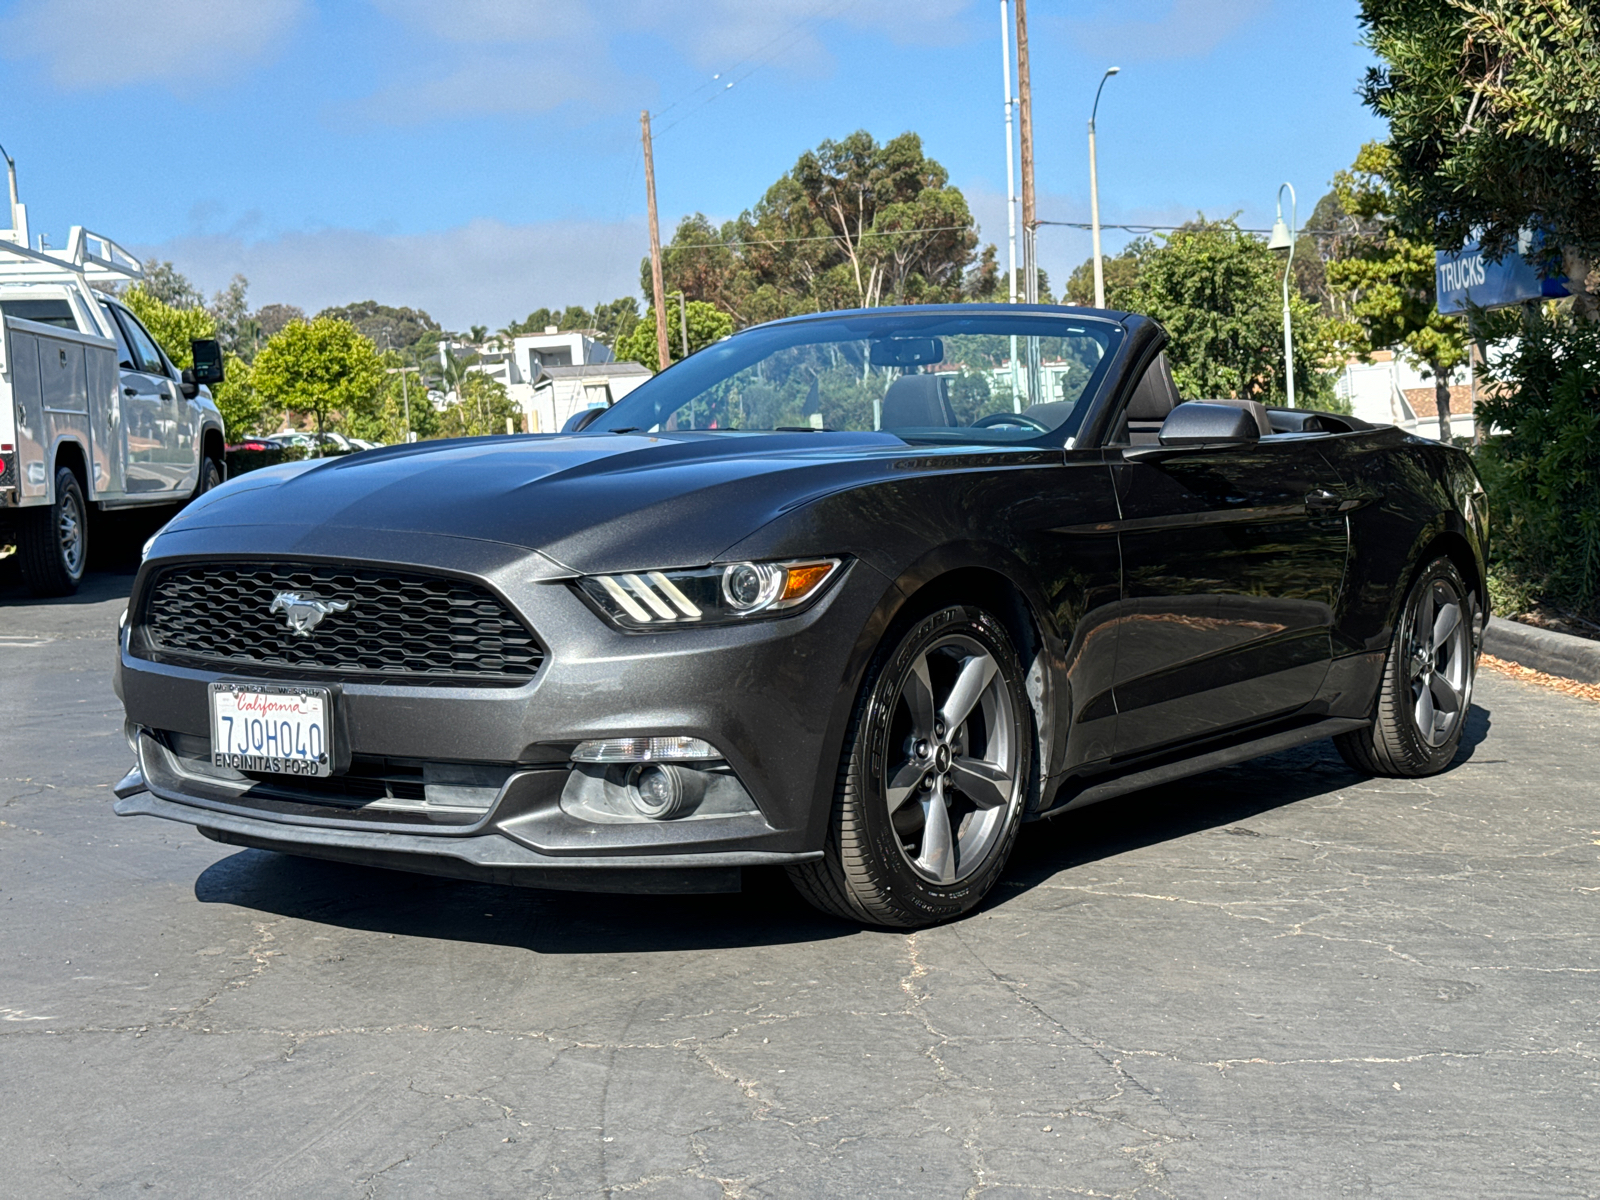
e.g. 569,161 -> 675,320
653,0 -> 855,137
657,225 -> 972,251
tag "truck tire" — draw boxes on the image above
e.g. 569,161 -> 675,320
18,466 -> 89,597
189,455 -> 222,502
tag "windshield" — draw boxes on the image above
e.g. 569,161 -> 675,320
587,309 -> 1124,444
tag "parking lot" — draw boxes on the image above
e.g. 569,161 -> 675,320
2,562 -> 1597,1198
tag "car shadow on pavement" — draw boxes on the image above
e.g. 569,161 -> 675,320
194,849 -> 856,953
994,703 -> 1493,906
192,705 -> 1493,947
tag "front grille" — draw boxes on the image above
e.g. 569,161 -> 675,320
138,561 -> 543,685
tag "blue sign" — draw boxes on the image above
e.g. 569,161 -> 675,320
1436,235 -> 1568,314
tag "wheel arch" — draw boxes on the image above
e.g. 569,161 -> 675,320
880,547 -> 1062,788
51,436 -> 89,499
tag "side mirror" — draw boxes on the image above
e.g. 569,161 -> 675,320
562,406 -> 605,433
1157,401 -> 1261,448
190,338 -> 225,387
180,368 -> 200,400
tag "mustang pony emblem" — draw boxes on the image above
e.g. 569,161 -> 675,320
269,591 -> 351,637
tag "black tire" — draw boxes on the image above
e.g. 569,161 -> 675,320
788,604 -> 1035,928
189,455 -> 222,503
1335,555 -> 1479,777
17,466 -> 89,597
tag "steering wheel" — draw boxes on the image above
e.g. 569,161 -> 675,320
971,411 -> 1051,432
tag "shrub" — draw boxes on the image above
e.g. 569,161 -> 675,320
1473,306 -> 1600,621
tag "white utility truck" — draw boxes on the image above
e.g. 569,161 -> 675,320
1,212 -> 227,596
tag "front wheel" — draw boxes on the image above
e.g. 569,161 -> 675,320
788,604 -> 1034,928
1335,555 -> 1479,777
189,455 -> 222,502
17,466 -> 89,597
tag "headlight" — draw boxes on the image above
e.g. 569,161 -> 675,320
577,557 -> 842,629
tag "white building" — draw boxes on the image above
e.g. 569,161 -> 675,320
1332,349 -> 1476,440
470,327 -> 652,433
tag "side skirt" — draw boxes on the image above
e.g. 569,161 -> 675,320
1037,716 -> 1371,818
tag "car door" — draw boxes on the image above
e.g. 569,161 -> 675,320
111,305 -> 192,493
1107,390 -> 1349,758
100,302 -> 169,495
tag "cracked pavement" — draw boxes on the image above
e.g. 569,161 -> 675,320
2,565 -> 1598,1197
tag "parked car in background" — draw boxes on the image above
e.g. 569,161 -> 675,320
224,437 -> 289,478
113,304 -> 1488,928
1,226 -> 226,595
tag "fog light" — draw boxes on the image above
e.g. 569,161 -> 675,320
572,735 -> 719,763
627,763 -> 705,819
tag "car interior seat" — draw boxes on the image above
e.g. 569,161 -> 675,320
1123,353 -> 1181,444
881,373 -> 956,428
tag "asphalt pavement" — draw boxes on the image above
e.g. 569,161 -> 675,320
2,559 -> 1598,1198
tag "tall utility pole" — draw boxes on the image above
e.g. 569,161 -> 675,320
640,110 -> 671,372
1015,0 -> 1036,304
999,3 -> 1017,305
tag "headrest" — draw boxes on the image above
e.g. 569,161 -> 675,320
1189,397 -> 1273,436
1126,353 -> 1180,421
881,374 -> 955,428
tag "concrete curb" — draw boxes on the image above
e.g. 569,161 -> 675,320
1482,616 -> 1600,686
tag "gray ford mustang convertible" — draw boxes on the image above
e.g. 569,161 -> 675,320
113,304 -> 1488,927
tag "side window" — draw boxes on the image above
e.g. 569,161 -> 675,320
99,303 -> 137,370
117,307 -> 169,377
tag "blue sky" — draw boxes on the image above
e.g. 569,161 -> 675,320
0,0 -> 1384,330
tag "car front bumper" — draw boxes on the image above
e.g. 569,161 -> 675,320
113,533 -> 892,892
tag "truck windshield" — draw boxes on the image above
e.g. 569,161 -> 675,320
586,310 -> 1124,444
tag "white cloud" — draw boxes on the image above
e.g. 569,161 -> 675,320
1061,0 -> 1272,62
369,0 -> 598,43
352,0 -> 976,125
137,216 -> 650,331
0,0 -> 306,89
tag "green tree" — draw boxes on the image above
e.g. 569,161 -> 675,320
137,259 -> 204,309
1360,0 -> 1600,317
346,355 -> 437,444
315,301 -> 440,351
1127,218 -> 1332,406
648,130 -> 978,325
613,298 -> 734,373
1065,249 -> 1143,309
437,374 -> 519,439
1325,143 -> 1467,439
251,318 -> 386,439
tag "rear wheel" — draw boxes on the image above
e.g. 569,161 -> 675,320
1335,556 -> 1478,777
788,604 -> 1033,928
18,466 -> 88,597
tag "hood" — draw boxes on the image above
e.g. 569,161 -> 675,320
163,431 -> 924,573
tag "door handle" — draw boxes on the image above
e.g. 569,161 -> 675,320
1304,488 -> 1343,514
123,386 -> 138,396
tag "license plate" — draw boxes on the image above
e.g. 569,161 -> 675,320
209,682 -> 333,777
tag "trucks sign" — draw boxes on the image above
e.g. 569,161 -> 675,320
1435,235 -> 1568,314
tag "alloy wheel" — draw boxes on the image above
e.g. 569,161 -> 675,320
57,486 -> 85,577
1407,574 -> 1472,747
883,634 -> 1020,884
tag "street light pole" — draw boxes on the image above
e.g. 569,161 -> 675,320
1088,67 -> 1119,310
1267,182 -> 1298,408
999,2 -> 1017,305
